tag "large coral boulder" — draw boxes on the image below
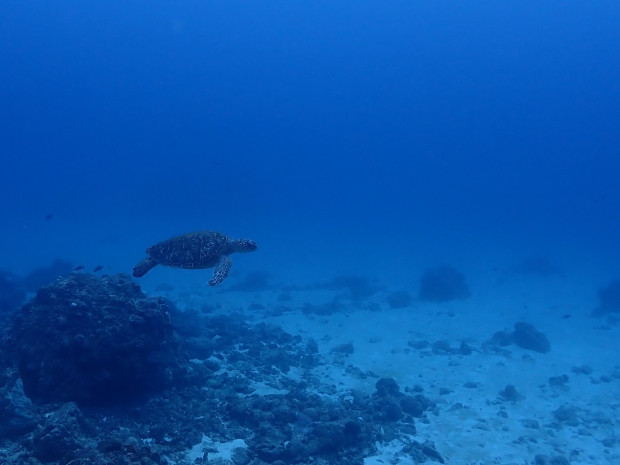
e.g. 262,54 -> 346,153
593,279 -> 620,315
419,265 -> 471,302
13,273 -> 174,405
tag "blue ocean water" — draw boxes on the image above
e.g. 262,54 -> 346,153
1,2 -> 620,462
2,1 -> 619,283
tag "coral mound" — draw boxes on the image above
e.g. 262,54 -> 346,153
14,273 -> 174,405
419,265 -> 470,302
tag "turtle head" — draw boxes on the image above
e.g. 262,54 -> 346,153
234,239 -> 258,253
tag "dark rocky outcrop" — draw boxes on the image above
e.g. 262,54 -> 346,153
419,266 -> 470,302
513,322 -> 551,353
593,279 -> 620,315
14,273 -> 175,405
486,321 -> 551,354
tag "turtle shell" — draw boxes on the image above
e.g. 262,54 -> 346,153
147,231 -> 229,270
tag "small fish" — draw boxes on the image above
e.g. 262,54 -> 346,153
93,265 -> 103,272
74,265 -> 85,271
45,213 -> 53,221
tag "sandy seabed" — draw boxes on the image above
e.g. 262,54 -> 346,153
146,265 -> 620,465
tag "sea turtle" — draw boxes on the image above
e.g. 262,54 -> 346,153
133,231 -> 257,286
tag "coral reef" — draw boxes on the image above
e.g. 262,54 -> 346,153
14,273 -> 174,404
1,274 -> 444,465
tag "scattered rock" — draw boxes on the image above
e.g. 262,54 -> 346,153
429,339 -> 473,356
486,322 -> 551,354
521,418 -> 540,429
549,374 -> 570,388
535,454 -> 570,465
33,402 -> 83,462
513,322 -> 551,353
499,384 -> 524,402
97,439 -> 122,453
432,340 -> 453,354
231,446 -> 251,465
593,279 -> 620,315
552,404 -> 580,427
463,381 -> 479,389
330,342 -> 354,355
302,299 -> 345,316
402,440 -> 445,463
372,378 -> 434,424
375,378 -> 402,397
401,394 -> 434,417
408,339 -> 430,350
458,341 -> 474,355
571,365 -> 593,375
488,329 -> 514,347
419,265 -> 470,302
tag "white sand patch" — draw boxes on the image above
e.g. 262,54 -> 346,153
187,435 -> 247,463
249,380 -> 289,396
364,439 -> 424,465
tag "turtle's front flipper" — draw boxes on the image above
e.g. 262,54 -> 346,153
209,255 -> 232,286
133,257 -> 157,277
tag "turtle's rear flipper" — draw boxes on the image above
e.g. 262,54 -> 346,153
209,255 -> 232,286
133,257 -> 157,277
